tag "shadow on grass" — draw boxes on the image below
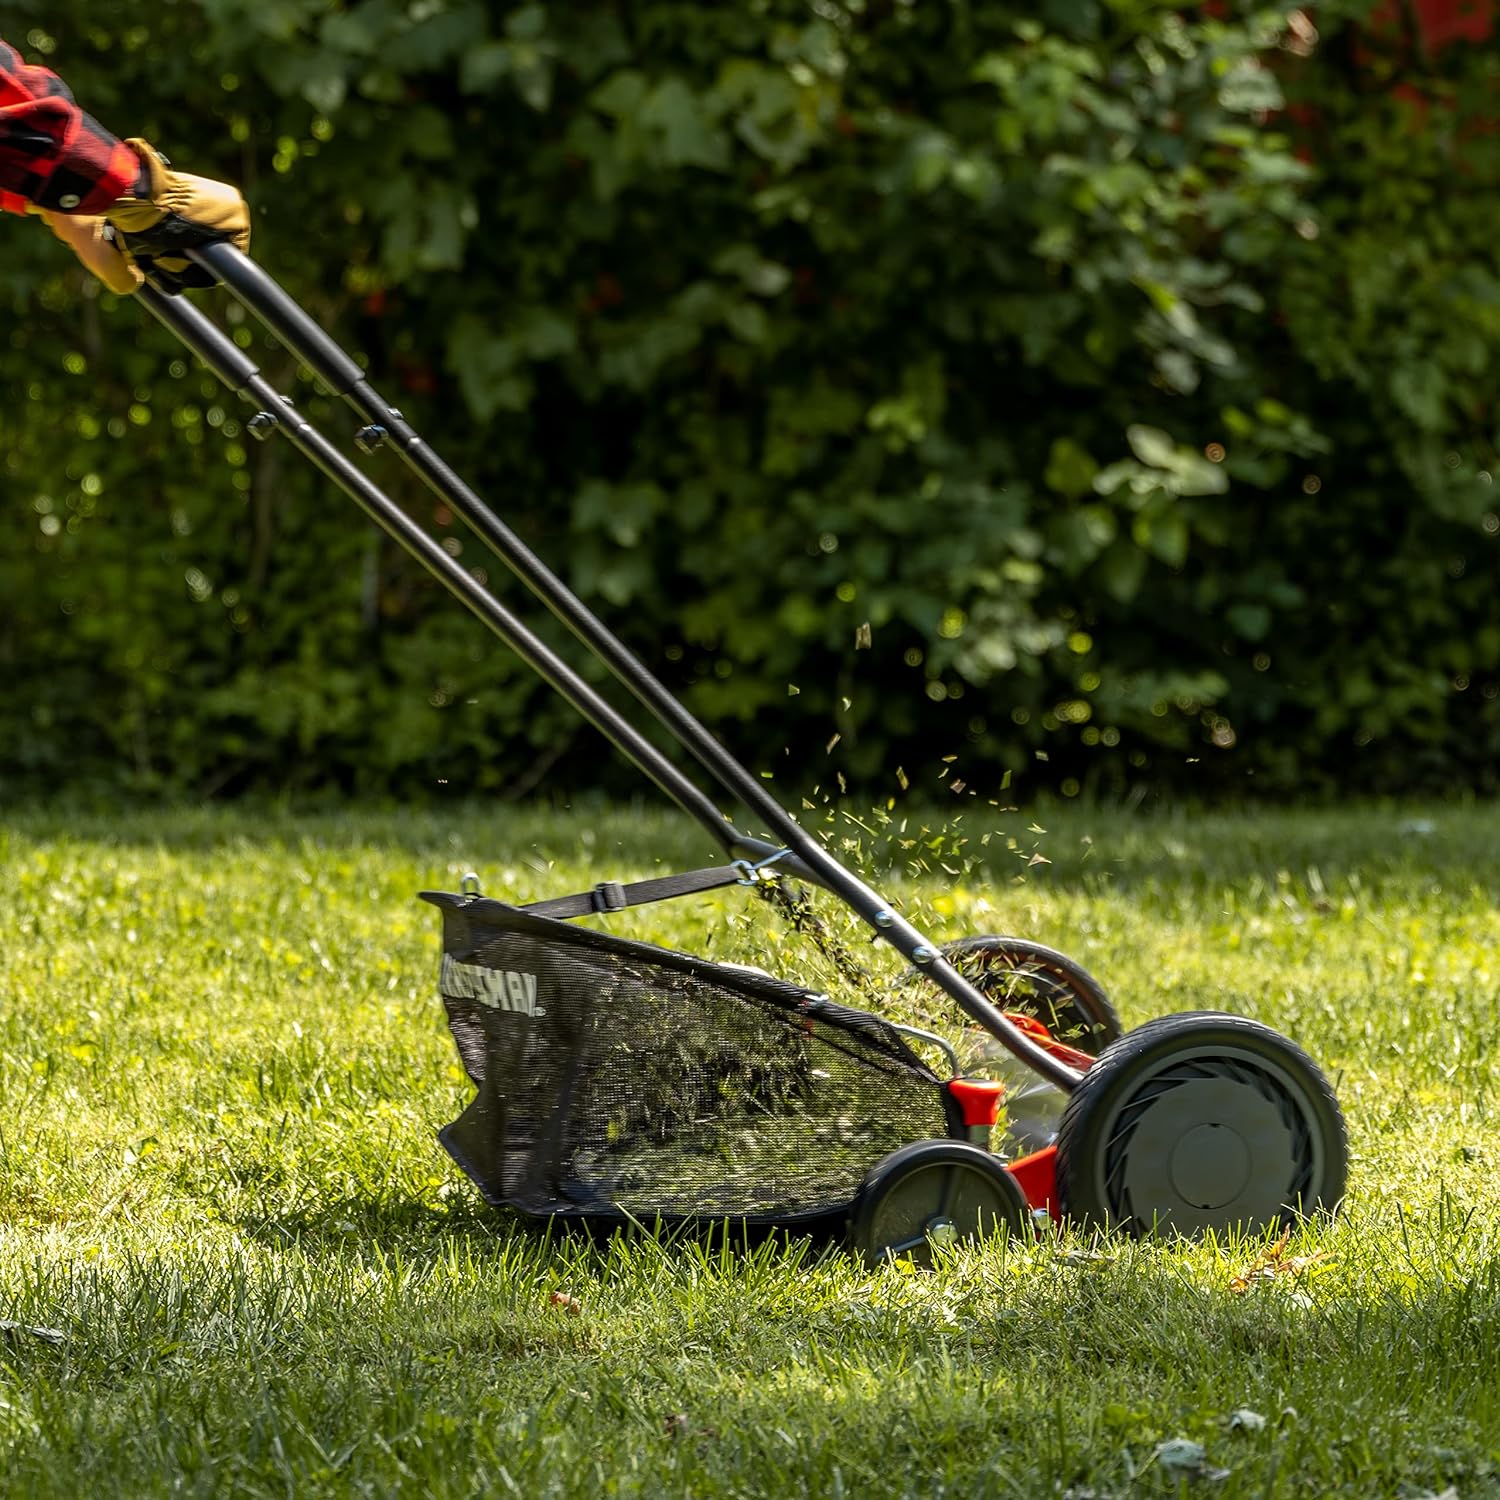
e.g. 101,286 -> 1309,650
238,1193 -> 515,1255
0,799 -> 707,864
236,1191 -> 850,1265
8,1208 -> 1495,1500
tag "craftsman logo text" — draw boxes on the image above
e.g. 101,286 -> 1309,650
441,956 -> 546,1017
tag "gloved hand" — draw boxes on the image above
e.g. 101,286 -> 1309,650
104,139 -> 250,294
32,208 -> 141,295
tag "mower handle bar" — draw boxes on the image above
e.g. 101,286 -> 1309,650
132,280 -> 735,846
138,247 -> 1085,1094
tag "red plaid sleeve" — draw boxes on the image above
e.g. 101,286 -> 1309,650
1,37 -> 140,216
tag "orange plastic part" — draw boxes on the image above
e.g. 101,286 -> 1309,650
1006,1145 -> 1060,1220
1002,1010 -> 1095,1073
947,1076 -> 1006,1128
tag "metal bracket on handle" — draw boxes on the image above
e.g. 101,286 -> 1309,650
732,847 -> 794,886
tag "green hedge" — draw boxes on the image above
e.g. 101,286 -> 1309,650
3,1 -> 1497,804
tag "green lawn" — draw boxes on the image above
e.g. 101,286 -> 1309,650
2,800 -> 1498,1498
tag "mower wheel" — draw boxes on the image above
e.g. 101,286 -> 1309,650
1055,1011 -> 1347,1239
914,936 -> 1123,1056
848,1140 -> 1029,1267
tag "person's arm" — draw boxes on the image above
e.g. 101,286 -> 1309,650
2,37 -> 249,294
0,38 -> 141,216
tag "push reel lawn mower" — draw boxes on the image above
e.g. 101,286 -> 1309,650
134,247 -> 1347,1264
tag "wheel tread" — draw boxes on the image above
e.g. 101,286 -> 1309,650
1055,1011 -> 1347,1237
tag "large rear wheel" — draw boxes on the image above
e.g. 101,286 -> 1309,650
1055,1011 -> 1347,1239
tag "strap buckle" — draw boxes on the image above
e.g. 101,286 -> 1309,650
589,881 -> 629,913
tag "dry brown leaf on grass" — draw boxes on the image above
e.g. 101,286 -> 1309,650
1229,1230 -> 1332,1293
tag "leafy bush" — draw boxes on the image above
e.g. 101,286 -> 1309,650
1246,0 -> 1500,792
3,0 -> 1495,803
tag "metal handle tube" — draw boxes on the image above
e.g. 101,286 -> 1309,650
188,242 -> 366,395
142,283 -> 263,392
136,282 -> 737,847
178,249 -> 1084,1091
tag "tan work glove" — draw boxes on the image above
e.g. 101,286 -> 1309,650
104,139 -> 250,294
32,208 -> 142,295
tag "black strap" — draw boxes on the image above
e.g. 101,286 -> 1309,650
522,864 -> 746,921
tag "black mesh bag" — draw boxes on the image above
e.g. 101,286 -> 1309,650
422,893 -> 960,1227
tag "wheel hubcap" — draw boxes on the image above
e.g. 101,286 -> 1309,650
1110,1068 -> 1303,1234
1170,1123 -> 1250,1210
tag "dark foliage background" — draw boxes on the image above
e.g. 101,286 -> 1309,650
2,0 -> 1497,806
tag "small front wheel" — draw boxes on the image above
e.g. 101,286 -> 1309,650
848,1140 -> 1029,1267
1055,1011 -> 1347,1239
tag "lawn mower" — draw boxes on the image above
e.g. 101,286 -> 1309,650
134,247 -> 1348,1263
